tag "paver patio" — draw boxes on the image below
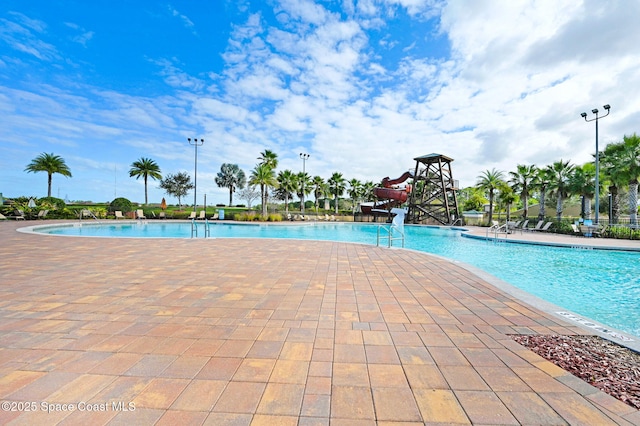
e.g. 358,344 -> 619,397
0,220 -> 639,425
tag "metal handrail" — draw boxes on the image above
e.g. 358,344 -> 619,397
377,223 -> 405,248
191,219 -> 197,238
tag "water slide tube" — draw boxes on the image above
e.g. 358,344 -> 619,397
361,172 -> 413,214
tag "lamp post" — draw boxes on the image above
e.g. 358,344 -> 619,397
300,153 -> 310,214
581,104 -> 610,224
188,138 -> 204,213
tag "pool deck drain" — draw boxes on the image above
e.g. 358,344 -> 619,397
1,220 -> 639,425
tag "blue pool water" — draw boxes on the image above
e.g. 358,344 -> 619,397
35,221 -> 640,339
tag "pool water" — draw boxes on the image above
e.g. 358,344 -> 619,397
37,221 -> 640,339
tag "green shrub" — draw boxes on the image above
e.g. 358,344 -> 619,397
109,197 -> 133,213
38,196 -> 66,210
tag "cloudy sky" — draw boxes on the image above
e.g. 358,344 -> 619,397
1,0 -> 639,205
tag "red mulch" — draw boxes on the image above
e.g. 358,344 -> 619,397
511,334 -> 640,410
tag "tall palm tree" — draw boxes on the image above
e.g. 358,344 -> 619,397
362,181 -> 376,202
547,159 -> 575,222
327,172 -> 346,214
601,144 -> 628,224
129,157 -> 162,205
215,163 -> 246,206
347,178 -> 363,213
276,169 -> 297,213
311,176 -> 326,212
476,168 -> 504,224
258,149 -> 278,170
296,172 -> 311,212
497,183 -> 517,222
255,150 -> 278,215
249,163 -> 278,217
535,167 -> 553,221
508,164 -> 538,219
604,134 -> 640,225
24,152 -> 72,197
567,163 -> 595,220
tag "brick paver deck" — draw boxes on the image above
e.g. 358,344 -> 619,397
1,220 -> 639,425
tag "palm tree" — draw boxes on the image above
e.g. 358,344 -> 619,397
547,159 -> 575,222
508,164 -> 538,219
24,153 -> 72,197
276,170 -> 297,213
601,144 -> 627,224
327,172 -> 346,214
535,167 -> 553,221
215,163 -> 246,207
129,157 -> 162,205
604,134 -> 640,225
296,172 -> 312,212
347,178 -> 363,213
249,163 -> 278,217
311,176 -> 326,212
497,183 -> 517,222
255,150 -> 279,215
258,149 -> 278,170
476,168 -> 504,224
567,163 -> 595,220
362,181 -> 376,202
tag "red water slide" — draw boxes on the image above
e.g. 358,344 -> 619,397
361,172 -> 412,214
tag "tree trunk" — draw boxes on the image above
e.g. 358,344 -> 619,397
583,196 -> 591,220
629,180 -> 638,225
487,191 -> 494,224
228,185 -> 234,207
538,189 -> 546,220
556,195 -> 563,222
522,196 -> 528,218
47,173 -> 53,198
144,176 -> 148,205
610,185 -> 619,224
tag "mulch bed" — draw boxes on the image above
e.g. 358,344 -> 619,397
511,334 -> 640,410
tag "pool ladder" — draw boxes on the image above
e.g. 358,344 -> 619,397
376,223 -> 405,248
191,219 -> 210,238
486,222 -> 509,241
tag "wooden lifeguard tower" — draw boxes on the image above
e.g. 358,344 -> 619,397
406,153 -> 460,225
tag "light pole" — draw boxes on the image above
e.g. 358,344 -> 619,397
188,138 -> 204,213
300,153 -> 310,214
581,104 -> 610,225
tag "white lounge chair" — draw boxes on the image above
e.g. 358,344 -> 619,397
114,211 -> 125,219
196,211 -> 206,220
187,211 -> 197,219
531,221 -> 553,232
135,209 -> 146,219
37,210 -> 48,219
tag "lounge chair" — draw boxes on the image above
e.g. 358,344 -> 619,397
210,213 -> 218,220
570,224 -> 581,235
196,211 -> 206,220
159,211 -> 166,219
187,211 -> 196,219
531,221 -> 553,232
136,209 -> 146,219
324,214 -> 330,221
525,220 -> 544,232
37,210 -> 48,219
330,215 -> 336,221
0,213 -> 7,220
115,211 -> 125,220
14,210 -> 25,220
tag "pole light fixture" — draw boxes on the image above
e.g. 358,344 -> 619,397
300,153 -> 310,214
580,105 -> 611,224
188,138 -> 204,213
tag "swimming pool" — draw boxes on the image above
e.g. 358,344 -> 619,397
31,221 -> 640,340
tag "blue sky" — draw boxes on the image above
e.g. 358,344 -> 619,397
2,0 -> 640,205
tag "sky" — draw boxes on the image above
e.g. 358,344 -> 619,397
1,0 -> 640,206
